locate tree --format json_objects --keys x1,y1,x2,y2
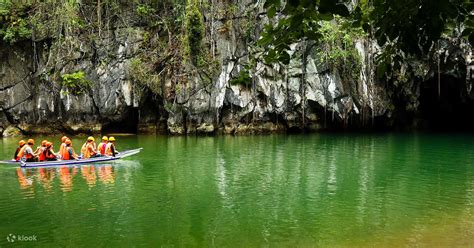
[{"x1": 259, "y1": 0, "x2": 473, "y2": 64}]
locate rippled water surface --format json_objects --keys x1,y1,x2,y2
[{"x1": 1, "y1": 134, "x2": 474, "y2": 247}]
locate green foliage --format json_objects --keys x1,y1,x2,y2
[
  {"x1": 261, "y1": 0, "x2": 473, "y2": 64},
  {"x1": 259, "y1": 0, "x2": 351, "y2": 65},
  {"x1": 316, "y1": 19, "x2": 364, "y2": 80},
  {"x1": 61, "y1": 71, "x2": 92, "y2": 96},
  {"x1": 230, "y1": 70, "x2": 252, "y2": 88},
  {"x1": 0, "y1": 1, "x2": 32, "y2": 43},
  {"x1": 129, "y1": 58, "x2": 162, "y2": 95},
  {"x1": 136, "y1": 4, "x2": 155, "y2": 17},
  {"x1": 354, "y1": 0, "x2": 474, "y2": 54},
  {"x1": 185, "y1": 0, "x2": 205, "y2": 66}
]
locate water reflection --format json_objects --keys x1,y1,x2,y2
[
  {"x1": 81, "y1": 165, "x2": 97, "y2": 187},
  {"x1": 15, "y1": 163, "x2": 128, "y2": 193}
]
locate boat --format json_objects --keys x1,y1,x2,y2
[{"x1": 0, "y1": 148, "x2": 143, "y2": 167}]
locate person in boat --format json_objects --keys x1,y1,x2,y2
[
  {"x1": 16, "y1": 139, "x2": 36, "y2": 162},
  {"x1": 58, "y1": 136, "x2": 68, "y2": 159},
  {"x1": 35, "y1": 140, "x2": 48, "y2": 162},
  {"x1": 105, "y1": 136, "x2": 117, "y2": 157},
  {"x1": 98, "y1": 136, "x2": 108, "y2": 156},
  {"x1": 43, "y1": 142, "x2": 57, "y2": 161},
  {"x1": 13, "y1": 140, "x2": 26, "y2": 160},
  {"x1": 61, "y1": 139, "x2": 78, "y2": 160},
  {"x1": 81, "y1": 136, "x2": 98, "y2": 159}
]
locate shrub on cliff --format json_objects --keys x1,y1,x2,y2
[
  {"x1": 61, "y1": 71, "x2": 92, "y2": 96},
  {"x1": 185, "y1": 0, "x2": 205, "y2": 67}
]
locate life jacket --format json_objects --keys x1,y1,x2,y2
[
  {"x1": 38, "y1": 147, "x2": 46, "y2": 162},
  {"x1": 105, "y1": 143, "x2": 115, "y2": 156},
  {"x1": 58, "y1": 143, "x2": 66, "y2": 158},
  {"x1": 98, "y1": 142, "x2": 107, "y2": 155},
  {"x1": 14, "y1": 146, "x2": 23, "y2": 160},
  {"x1": 81, "y1": 142, "x2": 88, "y2": 156},
  {"x1": 62, "y1": 147, "x2": 71, "y2": 160},
  {"x1": 16, "y1": 145, "x2": 33, "y2": 161},
  {"x1": 82, "y1": 143, "x2": 97, "y2": 158},
  {"x1": 44, "y1": 147, "x2": 56, "y2": 160}
]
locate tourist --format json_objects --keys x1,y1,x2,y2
[
  {"x1": 43, "y1": 142, "x2": 57, "y2": 161},
  {"x1": 13, "y1": 140, "x2": 26, "y2": 160},
  {"x1": 98, "y1": 136, "x2": 108, "y2": 156},
  {"x1": 58, "y1": 136, "x2": 68, "y2": 159},
  {"x1": 36, "y1": 140, "x2": 48, "y2": 162},
  {"x1": 81, "y1": 136, "x2": 98, "y2": 159},
  {"x1": 61, "y1": 139, "x2": 78, "y2": 160},
  {"x1": 105, "y1": 137, "x2": 117, "y2": 157},
  {"x1": 16, "y1": 139, "x2": 36, "y2": 162}
]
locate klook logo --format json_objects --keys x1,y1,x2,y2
[{"x1": 6, "y1": 233, "x2": 37, "y2": 242}]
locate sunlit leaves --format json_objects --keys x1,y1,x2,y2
[{"x1": 259, "y1": 0, "x2": 351, "y2": 64}]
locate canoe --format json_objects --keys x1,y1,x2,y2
[{"x1": 0, "y1": 148, "x2": 143, "y2": 167}]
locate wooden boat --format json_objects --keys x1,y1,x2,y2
[{"x1": 0, "y1": 148, "x2": 142, "y2": 167}]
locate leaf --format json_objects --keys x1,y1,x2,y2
[
  {"x1": 268, "y1": 6, "x2": 276, "y2": 18},
  {"x1": 279, "y1": 51, "x2": 291, "y2": 65},
  {"x1": 376, "y1": 62, "x2": 387, "y2": 79}
]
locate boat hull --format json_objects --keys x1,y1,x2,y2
[{"x1": 0, "y1": 148, "x2": 142, "y2": 167}]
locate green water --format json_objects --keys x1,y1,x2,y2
[{"x1": 0, "y1": 134, "x2": 474, "y2": 247}]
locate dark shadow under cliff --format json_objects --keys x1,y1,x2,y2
[{"x1": 418, "y1": 75, "x2": 474, "y2": 131}]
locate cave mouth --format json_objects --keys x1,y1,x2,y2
[
  {"x1": 418, "y1": 75, "x2": 474, "y2": 131},
  {"x1": 101, "y1": 107, "x2": 139, "y2": 134}
]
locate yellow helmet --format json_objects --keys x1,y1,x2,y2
[
  {"x1": 109, "y1": 137, "x2": 116, "y2": 142},
  {"x1": 102, "y1": 136, "x2": 108, "y2": 141},
  {"x1": 87, "y1": 136, "x2": 95, "y2": 142}
]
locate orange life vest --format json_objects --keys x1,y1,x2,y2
[
  {"x1": 16, "y1": 145, "x2": 33, "y2": 161},
  {"x1": 105, "y1": 143, "x2": 115, "y2": 156},
  {"x1": 81, "y1": 143, "x2": 87, "y2": 156},
  {"x1": 38, "y1": 147, "x2": 46, "y2": 161},
  {"x1": 14, "y1": 146, "x2": 23, "y2": 160},
  {"x1": 43, "y1": 147, "x2": 56, "y2": 160},
  {"x1": 82, "y1": 143, "x2": 97, "y2": 158},
  {"x1": 58, "y1": 143, "x2": 66, "y2": 158},
  {"x1": 62, "y1": 147, "x2": 71, "y2": 160},
  {"x1": 98, "y1": 142, "x2": 107, "y2": 155}
]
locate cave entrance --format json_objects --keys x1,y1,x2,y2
[
  {"x1": 418, "y1": 75, "x2": 474, "y2": 131},
  {"x1": 102, "y1": 107, "x2": 139, "y2": 134}
]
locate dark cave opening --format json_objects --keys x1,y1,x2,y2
[
  {"x1": 418, "y1": 75, "x2": 474, "y2": 131},
  {"x1": 101, "y1": 107, "x2": 139, "y2": 134}
]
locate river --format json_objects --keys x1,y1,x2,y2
[{"x1": 0, "y1": 134, "x2": 473, "y2": 247}]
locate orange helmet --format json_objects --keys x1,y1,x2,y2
[
  {"x1": 61, "y1": 136, "x2": 68, "y2": 142},
  {"x1": 27, "y1": 139, "x2": 35, "y2": 145},
  {"x1": 19, "y1": 140, "x2": 26, "y2": 146},
  {"x1": 65, "y1": 139, "x2": 72, "y2": 145},
  {"x1": 41, "y1": 140, "x2": 47, "y2": 146}
]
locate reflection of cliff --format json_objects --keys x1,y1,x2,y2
[{"x1": 16, "y1": 165, "x2": 117, "y2": 192}]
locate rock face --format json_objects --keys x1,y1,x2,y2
[
  {"x1": 0, "y1": 2, "x2": 471, "y2": 136},
  {"x1": 0, "y1": 27, "x2": 146, "y2": 136}
]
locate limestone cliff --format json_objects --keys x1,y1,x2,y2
[{"x1": 0, "y1": 1, "x2": 472, "y2": 136}]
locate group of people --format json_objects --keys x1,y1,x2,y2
[{"x1": 14, "y1": 136, "x2": 117, "y2": 162}]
